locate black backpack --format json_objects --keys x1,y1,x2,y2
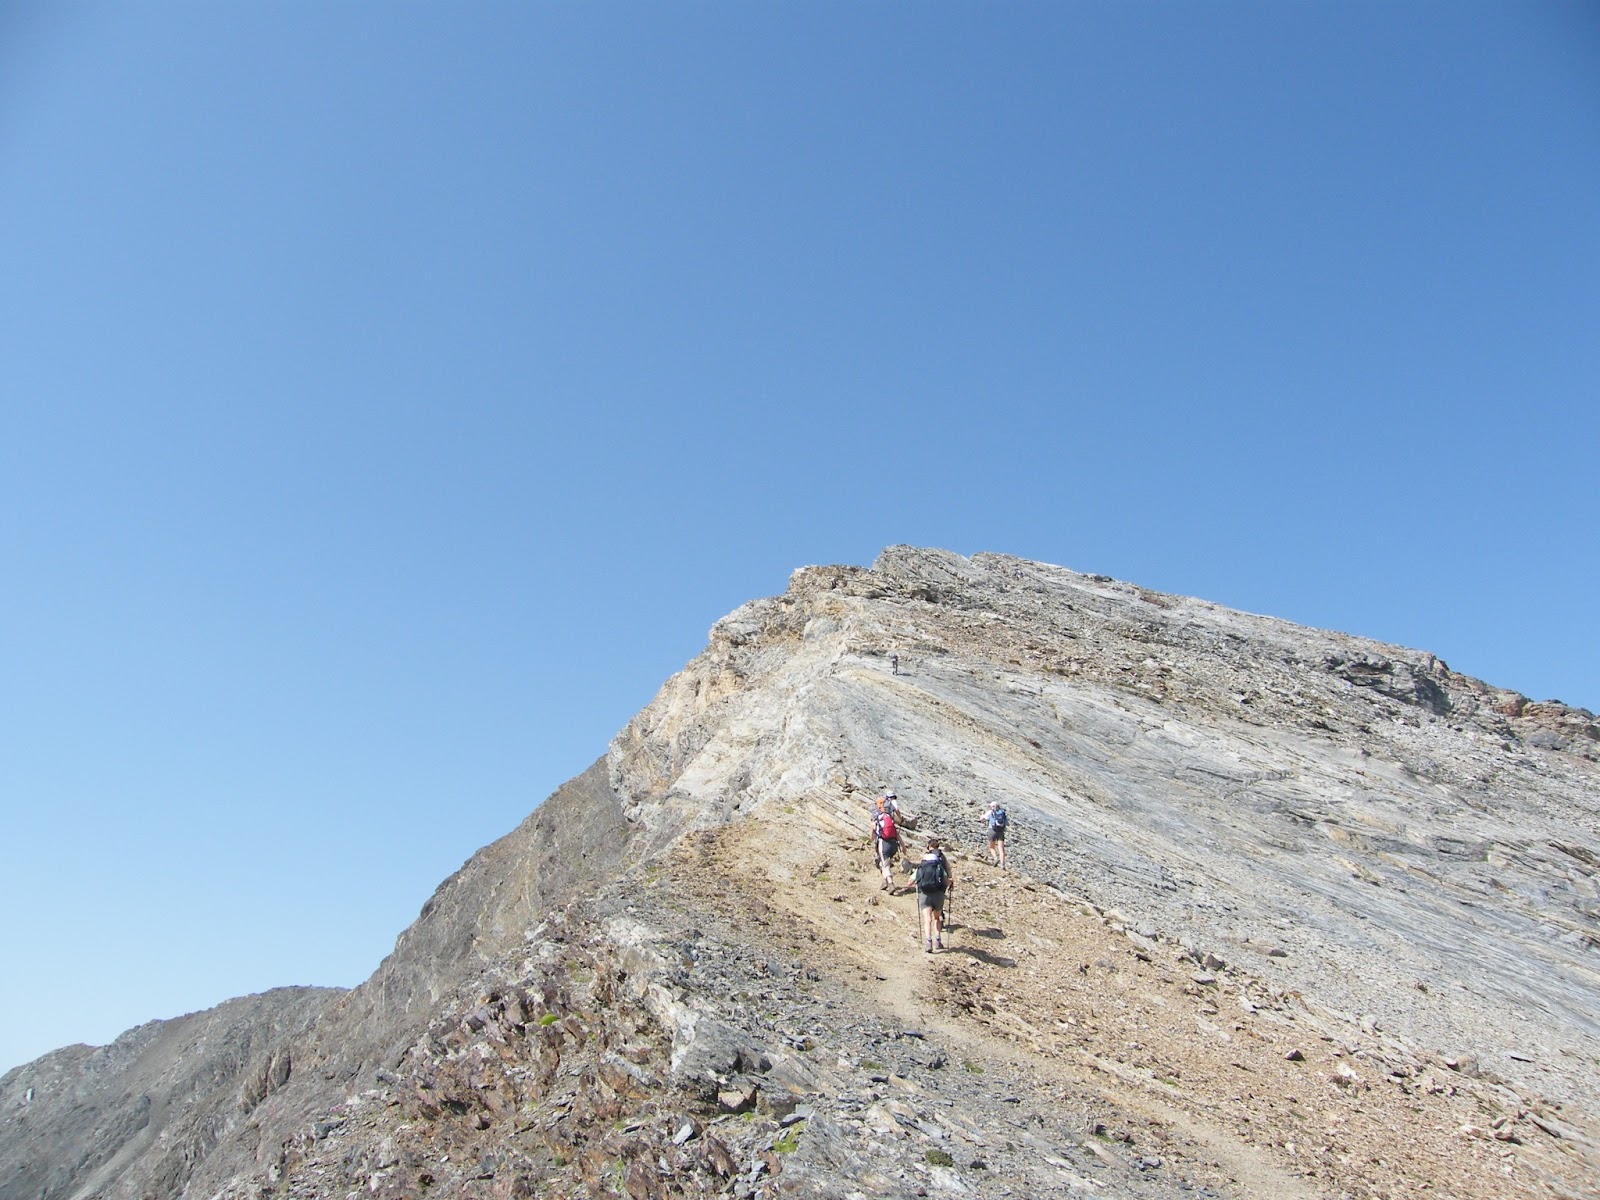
[{"x1": 915, "y1": 854, "x2": 948, "y2": 892}]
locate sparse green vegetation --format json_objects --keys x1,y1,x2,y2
[
  {"x1": 963, "y1": 1061, "x2": 984, "y2": 1074},
  {"x1": 538, "y1": 1012, "x2": 560, "y2": 1027},
  {"x1": 926, "y1": 1149, "x2": 954, "y2": 1167},
  {"x1": 774, "y1": 1127, "x2": 801, "y2": 1154}
]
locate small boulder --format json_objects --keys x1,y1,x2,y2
[{"x1": 717, "y1": 1084, "x2": 758, "y2": 1114}]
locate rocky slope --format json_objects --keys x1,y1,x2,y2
[
  {"x1": 0, "y1": 988, "x2": 334, "y2": 1200},
  {"x1": 3, "y1": 546, "x2": 1597, "y2": 1200}
]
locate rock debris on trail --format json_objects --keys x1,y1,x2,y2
[{"x1": 3, "y1": 546, "x2": 1598, "y2": 1200}]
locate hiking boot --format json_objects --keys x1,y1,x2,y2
[
  {"x1": 925, "y1": 941, "x2": 933, "y2": 954},
  {"x1": 936, "y1": 939, "x2": 945, "y2": 950}
]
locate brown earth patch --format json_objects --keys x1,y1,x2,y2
[{"x1": 660, "y1": 801, "x2": 1597, "y2": 1200}]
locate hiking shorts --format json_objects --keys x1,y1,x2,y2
[
  {"x1": 917, "y1": 888, "x2": 946, "y2": 912},
  {"x1": 989, "y1": 826, "x2": 1006, "y2": 842},
  {"x1": 879, "y1": 837, "x2": 899, "y2": 862}
]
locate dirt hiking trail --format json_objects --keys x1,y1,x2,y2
[{"x1": 659, "y1": 792, "x2": 1596, "y2": 1200}]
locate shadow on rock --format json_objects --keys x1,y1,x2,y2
[{"x1": 948, "y1": 946, "x2": 1017, "y2": 968}]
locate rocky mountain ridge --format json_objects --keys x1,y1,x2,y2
[{"x1": 4, "y1": 546, "x2": 1597, "y2": 1199}]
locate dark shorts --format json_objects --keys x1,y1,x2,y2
[
  {"x1": 917, "y1": 888, "x2": 946, "y2": 911},
  {"x1": 989, "y1": 826, "x2": 1006, "y2": 842},
  {"x1": 879, "y1": 838, "x2": 899, "y2": 861}
]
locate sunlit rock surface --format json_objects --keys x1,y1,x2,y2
[{"x1": 4, "y1": 547, "x2": 1596, "y2": 1199}]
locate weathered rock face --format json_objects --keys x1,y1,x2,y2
[
  {"x1": 614, "y1": 548, "x2": 1600, "y2": 1091},
  {"x1": 0, "y1": 988, "x2": 334, "y2": 1200},
  {"x1": 4, "y1": 546, "x2": 1598, "y2": 1200}
]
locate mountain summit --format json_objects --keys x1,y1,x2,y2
[{"x1": 4, "y1": 547, "x2": 1597, "y2": 1199}]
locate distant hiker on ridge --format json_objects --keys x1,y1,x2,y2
[
  {"x1": 985, "y1": 801, "x2": 1009, "y2": 868},
  {"x1": 872, "y1": 798, "x2": 901, "y2": 891},
  {"x1": 914, "y1": 838, "x2": 954, "y2": 952}
]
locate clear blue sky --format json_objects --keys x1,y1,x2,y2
[{"x1": 2, "y1": 2, "x2": 1595, "y2": 1074}]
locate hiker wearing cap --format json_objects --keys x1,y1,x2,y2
[
  {"x1": 875, "y1": 789, "x2": 902, "y2": 831},
  {"x1": 872, "y1": 798, "x2": 901, "y2": 891},
  {"x1": 914, "y1": 838, "x2": 954, "y2": 952},
  {"x1": 985, "y1": 802, "x2": 1009, "y2": 868}
]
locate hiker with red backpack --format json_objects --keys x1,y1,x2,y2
[{"x1": 872, "y1": 798, "x2": 900, "y2": 890}]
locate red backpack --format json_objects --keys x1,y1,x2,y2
[{"x1": 876, "y1": 812, "x2": 897, "y2": 842}]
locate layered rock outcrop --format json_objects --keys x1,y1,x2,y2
[
  {"x1": 0, "y1": 988, "x2": 334, "y2": 1200},
  {"x1": 4, "y1": 547, "x2": 1597, "y2": 1200}
]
